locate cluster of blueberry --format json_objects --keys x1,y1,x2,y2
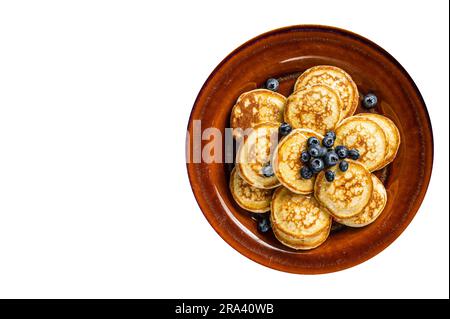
[{"x1": 300, "y1": 132, "x2": 360, "y2": 182}]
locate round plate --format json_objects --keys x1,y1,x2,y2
[{"x1": 186, "y1": 25, "x2": 433, "y2": 274}]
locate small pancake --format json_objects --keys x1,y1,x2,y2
[
  {"x1": 314, "y1": 160, "x2": 373, "y2": 219},
  {"x1": 271, "y1": 187, "x2": 332, "y2": 250},
  {"x1": 229, "y1": 167, "x2": 274, "y2": 213},
  {"x1": 335, "y1": 174, "x2": 387, "y2": 227},
  {"x1": 272, "y1": 223, "x2": 331, "y2": 250},
  {"x1": 271, "y1": 187, "x2": 332, "y2": 237},
  {"x1": 236, "y1": 122, "x2": 280, "y2": 189},
  {"x1": 230, "y1": 89, "x2": 286, "y2": 139},
  {"x1": 354, "y1": 113, "x2": 401, "y2": 170},
  {"x1": 284, "y1": 85, "x2": 342, "y2": 135},
  {"x1": 335, "y1": 116, "x2": 388, "y2": 172},
  {"x1": 273, "y1": 129, "x2": 324, "y2": 194},
  {"x1": 294, "y1": 65, "x2": 359, "y2": 121}
]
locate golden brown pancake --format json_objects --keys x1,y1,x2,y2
[
  {"x1": 354, "y1": 113, "x2": 401, "y2": 170},
  {"x1": 314, "y1": 160, "x2": 373, "y2": 219},
  {"x1": 271, "y1": 187, "x2": 332, "y2": 250},
  {"x1": 272, "y1": 223, "x2": 331, "y2": 250},
  {"x1": 294, "y1": 65, "x2": 359, "y2": 121},
  {"x1": 284, "y1": 85, "x2": 342, "y2": 135},
  {"x1": 272, "y1": 129, "x2": 324, "y2": 194},
  {"x1": 236, "y1": 122, "x2": 280, "y2": 189},
  {"x1": 335, "y1": 116, "x2": 388, "y2": 172},
  {"x1": 335, "y1": 174, "x2": 387, "y2": 227},
  {"x1": 230, "y1": 89, "x2": 286, "y2": 139},
  {"x1": 229, "y1": 167, "x2": 273, "y2": 213}
]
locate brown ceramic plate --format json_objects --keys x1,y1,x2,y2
[{"x1": 186, "y1": 25, "x2": 433, "y2": 274}]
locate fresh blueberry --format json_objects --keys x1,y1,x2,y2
[
  {"x1": 307, "y1": 136, "x2": 321, "y2": 147},
  {"x1": 317, "y1": 146, "x2": 328, "y2": 158},
  {"x1": 339, "y1": 160, "x2": 349, "y2": 172},
  {"x1": 324, "y1": 151, "x2": 339, "y2": 167},
  {"x1": 300, "y1": 166, "x2": 313, "y2": 179},
  {"x1": 257, "y1": 215, "x2": 271, "y2": 233},
  {"x1": 363, "y1": 93, "x2": 378, "y2": 109},
  {"x1": 325, "y1": 170, "x2": 335, "y2": 182},
  {"x1": 325, "y1": 131, "x2": 336, "y2": 140},
  {"x1": 348, "y1": 149, "x2": 360, "y2": 160},
  {"x1": 279, "y1": 122, "x2": 292, "y2": 136},
  {"x1": 300, "y1": 151, "x2": 310, "y2": 163},
  {"x1": 309, "y1": 158, "x2": 325, "y2": 173},
  {"x1": 308, "y1": 145, "x2": 321, "y2": 158},
  {"x1": 265, "y1": 78, "x2": 279, "y2": 92},
  {"x1": 322, "y1": 135, "x2": 335, "y2": 148},
  {"x1": 261, "y1": 164, "x2": 274, "y2": 177},
  {"x1": 335, "y1": 145, "x2": 348, "y2": 159}
]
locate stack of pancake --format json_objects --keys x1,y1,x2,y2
[{"x1": 229, "y1": 65, "x2": 400, "y2": 250}]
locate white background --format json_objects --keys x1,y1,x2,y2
[{"x1": 0, "y1": 0, "x2": 448, "y2": 299}]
